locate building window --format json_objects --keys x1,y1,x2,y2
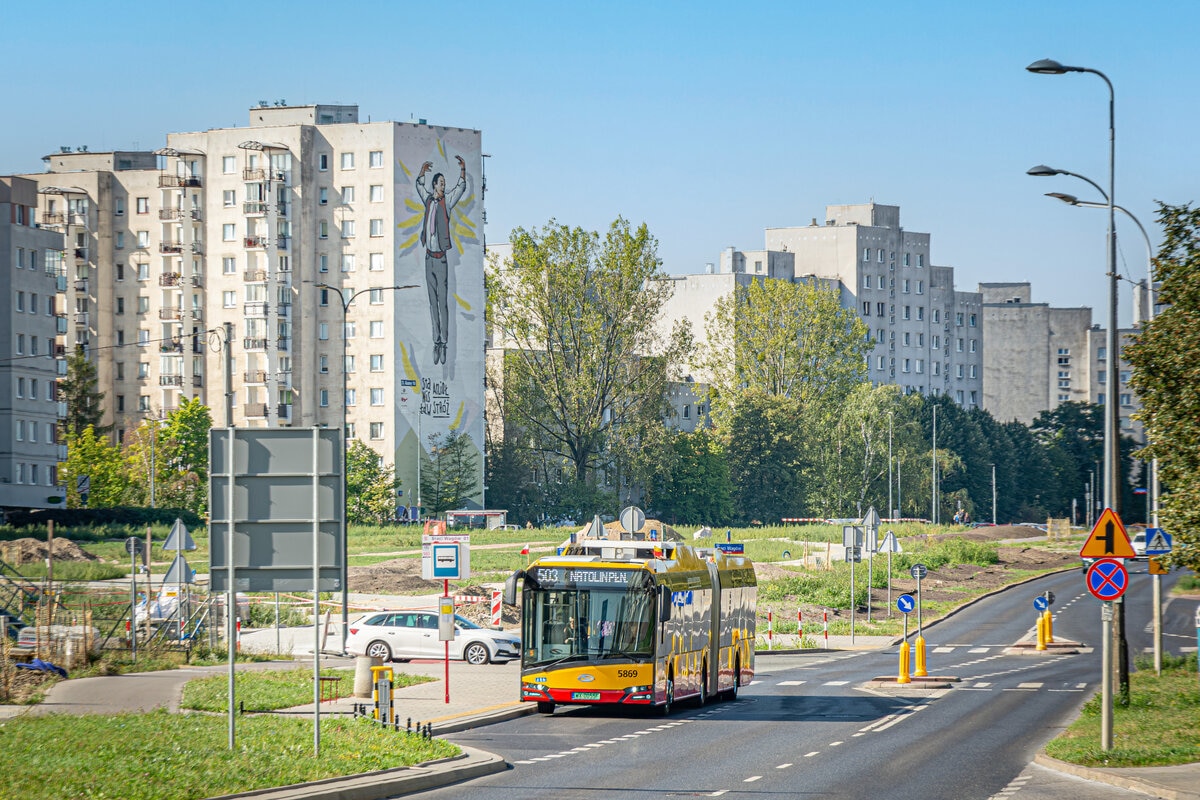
[
  {"x1": 139, "y1": 396, "x2": 150, "y2": 411},
  {"x1": 16, "y1": 378, "x2": 24, "y2": 398},
  {"x1": 369, "y1": 150, "x2": 384, "y2": 168},
  {"x1": 902, "y1": 358, "x2": 911, "y2": 373},
  {"x1": 916, "y1": 306, "x2": 924, "y2": 321},
  {"x1": 877, "y1": 355, "x2": 886, "y2": 370},
  {"x1": 956, "y1": 338, "x2": 964, "y2": 352},
  {"x1": 137, "y1": 296, "x2": 149, "y2": 314},
  {"x1": 341, "y1": 186, "x2": 355, "y2": 204},
  {"x1": 957, "y1": 364, "x2": 965, "y2": 378},
  {"x1": 345, "y1": 354, "x2": 356, "y2": 372},
  {"x1": 319, "y1": 188, "x2": 328, "y2": 205},
  {"x1": 862, "y1": 301, "x2": 871, "y2": 316},
  {"x1": 1120, "y1": 393, "x2": 1132, "y2": 407},
  {"x1": 876, "y1": 328, "x2": 885, "y2": 343},
  {"x1": 1119, "y1": 370, "x2": 1131, "y2": 384},
  {"x1": 1098, "y1": 370, "x2": 1106, "y2": 384},
  {"x1": 369, "y1": 219, "x2": 384, "y2": 237},
  {"x1": 863, "y1": 247, "x2": 871, "y2": 261},
  {"x1": 370, "y1": 320, "x2": 384, "y2": 338},
  {"x1": 969, "y1": 391, "x2": 977, "y2": 405},
  {"x1": 223, "y1": 223, "x2": 236, "y2": 241},
  {"x1": 223, "y1": 291, "x2": 236, "y2": 308},
  {"x1": 903, "y1": 253, "x2": 911, "y2": 267},
  {"x1": 370, "y1": 185, "x2": 384, "y2": 202},
  {"x1": 319, "y1": 389, "x2": 329, "y2": 406},
  {"x1": 877, "y1": 248, "x2": 885, "y2": 263},
  {"x1": 970, "y1": 365, "x2": 977, "y2": 379},
  {"x1": 903, "y1": 306, "x2": 911, "y2": 320},
  {"x1": 969, "y1": 313, "x2": 977, "y2": 327},
  {"x1": 370, "y1": 388, "x2": 384, "y2": 406},
  {"x1": 955, "y1": 312, "x2": 964, "y2": 327},
  {"x1": 137, "y1": 263, "x2": 150, "y2": 281},
  {"x1": 876, "y1": 302, "x2": 885, "y2": 316},
  {"x1": 319, "y1": 254, "x2": 329, "y2": 272},
  {"x1": 902, "y1": 279, "x2": 910, "y2": 293},
  {"x1": 341, "y1": 254, "x2": 356, "y2": 272},
  {"x1": 222, "y1": 156, "x2": 236, "y2": 174},
  {"x1": 138, "y1": 329, "x2": 149, "y2": 345},
  {"x1": 115, "y1": 232, "x2": 125, "y2": 249},
  {"x1": 369, "y1": 252, "x2": 384, "y2": 271},
  {"x1": 319, "y1": 221, "x2": 329, "y2": 239},
  {"x1": 318, "y1": 323, "x2": 329, "y2": 340},
  {"x1": 319, "y1": 355, "x2": 329, "y2": 373},
  {"x1": 916, "y1": 359, "x2": 924, "y2": 374},
  {"x1": 370, "y1": 422, "x2": 384, "y2": 439},
  {"x1": 344, "y1": 322, "x2": 356, "y2": 339},
  {"x1": 969, "y1": 339, "x2": 977, "y2": 353},
  {"x1": 136, "y1": 197, "x2": 149, "y2": 214},
  {"x1": 340, "y1": 152, "x2": 355, "y2": 170},
  {"x1": 918, "y1": 254, "x2": 925, "y2": 267},
  {"x1": 370, "y1": 354, "x2": 384, "y2": 371},
  {"x1": 223, "y1": 190, "x2": 235, "y2": 207},
  {"x1": 916, "y1": 280, "x2": 923, "y2": 294},
  {"x1": 138, "y1": 362, "x2": 149, "y2": 378},
  {"x1": 903, "y1": 332, "x2": 911, "y2": 346},
  {"x1": 345, "y1": 388, "x2": 357, "y2": 406},
  {"x1": 933, "y1": 362, "x2": 940, "y2": 376},
  {"x1": 318, "y1": 153, "x2": 329, "y2": 171},
  {"x1": 341, "y1": 220, "x2": 355, "y2": 238},
  {"x1": 1058, "y1": 379, "x2": 1071, "y2": 388}
]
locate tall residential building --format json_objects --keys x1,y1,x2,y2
[
  {"x1": 658, "y1": 203, "x2": 983, "y2": 407},
  {"x1": 981, "y1": 282, "x2": 1143, "y2": 441},
  {"x1": 24, "y1": 104, "x2": 487, "y2": 510},
  {"x1": 1, "y1": 176, "x2": 66, "y2": 513}
]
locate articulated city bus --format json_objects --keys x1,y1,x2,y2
[{"x1": 503, "y1": 532, "x2": 756, "y2": 715}]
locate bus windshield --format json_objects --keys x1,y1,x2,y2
[{"x1": 523, "y1": 586, "x2": 655, "y2": 667}]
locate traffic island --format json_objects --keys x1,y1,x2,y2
[
  {"x1": 1004, "y1": 638, "x2": 1085, "y2": 655},
  {"x1": 864, "y1": 675, "x2": 958, "y2": 690}
]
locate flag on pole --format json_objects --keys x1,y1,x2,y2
[{"x1": 520, "y1": 543, "x2": 530, "y2": 555}]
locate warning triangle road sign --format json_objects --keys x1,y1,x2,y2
[{"x1": 1080, "y1": 508, "x2": 1136, "y2": 559}]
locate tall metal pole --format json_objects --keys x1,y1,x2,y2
[
  {"x1": 888, "y1": 413, "x2": 894, "y2": 519},
  {"x1": 931, "y1": 406, "x2": 937, "y2": 524}
]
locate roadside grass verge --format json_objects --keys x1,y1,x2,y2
[
  {"x1": 1045, "y1": 653, "x2": 1200, "y2": 767},
  {"x1": 0, "y1": 710, "x2": 459, "y2": 800},
  {"x1": 181, "y1": 667, "x2": 434, "y2": 712}
]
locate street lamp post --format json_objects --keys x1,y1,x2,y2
[
  {"x1": 1027, "y1": 56, "x2": 1120, "y2": 752},
  {"x1": 316, "y1": 282, "x2": 417, "y2": 654}
]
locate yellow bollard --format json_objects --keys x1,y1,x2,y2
[
  {"x1": 1044, "y1": 610, "x2": 1054, "y2": 643},
  {"x1": 897, "y1": 640, "x2": 911, "y2": 683},
  {"x1": 1035, "y1": 614, "x2": 1047, "y2": 651},
  {"x1": 914, "y1": 635, "x2": 927, "y2": 677}
]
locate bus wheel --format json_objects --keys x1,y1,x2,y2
[
  {"x1": 536, "y1": 701, "x2": 555, "y2": 714},
  {"x1": 725, "y1": 657, "x2": 740, "y2": 701},
  {"x1": 660, "y1": 673, "x2": 674, "y2": 717},
  {"x1": 698, "y1": 662, "x2": 709, "y2": 706}
]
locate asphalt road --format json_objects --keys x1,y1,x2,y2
[{"x1": 403, "y1": 566, "x2": 1196, "y2": 800}]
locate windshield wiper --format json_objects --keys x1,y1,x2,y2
[{"x1": 538, "y1": 652, "x2": 589, "y2": 670}]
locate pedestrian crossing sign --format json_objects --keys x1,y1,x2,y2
[
  {"x1": 1144, "y1": 528, "x2": 1172, "y2": 555},
  {"x1": 1079, "y1": 508, "x2": 1136, "y2": 559}
]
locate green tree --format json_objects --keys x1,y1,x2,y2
[
  {"x1": 647, "y1": 428, "x2": 734, "y2": 526},
  {"x1": 487, "y1": 218, "x2": 691, "y2": 490},
  {"x1": 121, "y1": 400, "x2": 213, "y2": 514},
  {"x1": 1125, "y1": 202, "x2": 1200, "y2": 570},
  {"x1": 421, "y1": 430, "x2": 480, "y2": 515},
  {"x1": 60, "y1": 425, "x2": 126, "y2": 507},
  {"x1": 345, "y1": 440, "x2": 401, "y2": 524},
  {"x1": 723, "y1": 389, "x2": 804, "y2": 524},
  {"x1": 59, "y1": 346, "x2": 110, "y2": 438}
]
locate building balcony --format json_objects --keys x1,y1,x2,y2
[
  {"x1": 56, "y1": 316, "x2": 69, "y2": 334},
  {"x1": 158, "y1": 175, "x2": 202, "y2": 188},
  {"x1": 243, "y1": 403, "x2": 269, "y2": 418},
  {"x1": 56, "y1": 360, "x2": 68, "y2": 376},
  {"x1": 159, "y1": 308, "x2": 183, "y2": 321},
  {"x1": 192, "y1": 375, "x2": 203, "y2": 387},
  {"x1": 242, "y1": 168, "x2": 266, "y2": 181},
  {"x1": 243, "y1": 202, "x2": 268, "y2": 216},
  {"x1": 42, "y1": 211, "x2": 65, "y2": 225},
  {"x1": 243, "y1": 337, "x2": 268, "y2": 350},
  {"x1": 243, "y1": 302, "x2": 268, "y2": 317},
  {"x1": 54, "y1": 343, "x2": 66, "y2": 357},
  {"x1": 191, "y1": 309, "x2": 203, "y2": 322},
  {"x1": 243, "y1": 270, "x2": 267, "y2": 282},
  {"x1": 74, "y1": 248, "x2": 88, "y2": 260},
  {"x1": 244, "y1": 370, "x2": 268, "y2": 384},
  {"x1": 159, "y1": 375, "x2": 183, "y2": 387},
  {"x1": 244, "y1": 236, "x2": 266, "y2": 249},
  {"x1": 190, "y1": 275, "x2": 204, "y2": 288},
  {"x1": 73, "y1": 311, "x2": 88, "y2": 327},
  {"x1": 74, "y1": 278, "x2": 89, "y2": 293},
  {"x1": 158, "y1": 208, "x2": 186, "y2": 220},
  {"x1": 159, "y1": 272, "x2": 182, "y2": 287},
  {"x1": 276, "y1": 338, "x2": 290, "y2": 352},
  {"x1": 160, "y1": 340, "x2": 183, "y2": 353},
  {"x1": 190, "y1": 242, "x2": 203, "y2": 255},
  {"x1": 276, "y1": 271, "x2": 292, "y2": 284},
  {"x1": 276, "y1": 202, "x2": 290, "y2": 217},
  {"x1": 56, "y1": 274, "x2": 68, "y2": 292},
  {"x1": 277, "y1": 404, "x2": 292, "y2": 421},
  {"x1": 275, "y1": 236, "x2": 290, "y2": 251},
  {"x1": 160, "y1": 242, "x2": 184, "y2": 254}
]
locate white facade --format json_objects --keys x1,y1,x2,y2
[
  {"x1": 0, "y1": 176, "x2": 66, "y2": 511},
  {"x1": 25, "y1": 104, "x2": 487, "y2": 510}
]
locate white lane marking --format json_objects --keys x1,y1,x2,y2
[
  {"x1": 804, "y1": 751, "x2": 820, "y2": 757},
  {"x1": 969, "y1": 647, "x2": 989, "y2": 653},
  {"x1": 777, "y1": 763, "x2": 793, "y2": 769},
  {"x1": 824, "y1": 680, "x2": 849, "y2": 686},
  {"x1": 830, "y1": 741, "x2": 844, "y2": 746},
  {"x1": 514, "y1": 760, "x2": 535, "y2": 764},
  {"x1": 710, "y1": 791, "x2": 728, "y2": 797},
  {"x1": 932, "y1": 646, "x2": 955, "y2": 653},
  {"x1": 974, "y1": 682, "x2": 992, "y2": 688},
  {"x1": 583, "y1": 743, "x2": 604, "y2": 748},
  {"x1": 744, "y1": 776, "x2": 762, "y2": 782},
  {"x1": 779, "y1": 680, "x2": 806, "y2": 686}
]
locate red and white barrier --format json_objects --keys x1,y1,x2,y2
[
  {"x1": 823, "y1": 609, "x2": 829, "y2": 649},
  {"x1": 491, "y1": 590, "x2": 502, "y2": 627}
]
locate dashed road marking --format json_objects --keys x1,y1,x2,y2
[
  {"x1": 777, "y1": 763, "x2": 792, "y2": 769},
  {"x1": 824, "y1": 680, "x2": 849, "y2": 686},
  {"x1": 804, "y1": 751, "x2": 820, "y2": 757},
  {"x1": 779, "y1": 680, "x2": 806, "y2": 686}
]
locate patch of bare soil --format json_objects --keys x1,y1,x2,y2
[
  {"x1": 0, "y1": 538, "x2": 98, "y2": 566},
  {"x1": 348, "y1": 558, "x2": 435, "y2": 595}
]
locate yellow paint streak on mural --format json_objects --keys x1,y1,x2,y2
[
  {"x1": 454, "y1": 294, "x2": 471, "y2": 311},
  {"x1": 453, "y1": 221, "x2": 475, "y2": 241},
  {"x1": 437, "y1": 140, "x2": 446, "y2": 159},
  {"x1": 398, "y1": 215, "x2": 422, "y2": 231},
  {"x1": 398, "y1": 231, "x2": 421, "y2": 251},
  {"x1": 404, "y1": 198, "x2": 424, "y2": 213},
  {"x1": 399, "y1": 342, "x2": 420, "y2": 382},
  {"x1": 451, "y1": 401, "x2": 465, "y2": 431},
  {"x1": 398, "y1": 160, "x2": 412, "y2": 179},
  {"x1": 454, "y1": 207, "x2": 477, "y2": 232}
]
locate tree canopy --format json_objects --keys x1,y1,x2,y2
[{"x1": 59, "y1": 346, "x2": 109, "y2": 438}]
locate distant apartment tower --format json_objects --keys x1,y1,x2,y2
[
  {"x1": 25, "y1": 104, "x2": 487, "y2": 508},
  {"x1": 0, "y1": 176, "x2": 66, "y2": 512},
  {"x1": 981, "y1": 282, "x2": 1143, "y2": 441}
]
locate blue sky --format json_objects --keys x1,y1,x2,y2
[{"x1": 4, "y1": 0, "x2": 1194, "y2": 327}]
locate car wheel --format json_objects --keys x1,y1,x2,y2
[
  {"x1": 365, "y1": 640, "x2": 393, "y2": 661},
  {"x1": 464, "y1": 642, "x2": 491, "y2": 665}
]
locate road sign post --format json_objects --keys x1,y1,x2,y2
[
  {"x1": 1145, "y1": 528, "x2": 1172, "y2": 677},
  {"x1": 896, "y1": 593, "x2": 915, "y2": 684},
  {"x1": 879, "y1": 530, "x2": 901, "y2": 617}
]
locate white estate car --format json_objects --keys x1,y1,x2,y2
[{"x1": 346, "y1": 611, "x2": 520, "y2": 665}]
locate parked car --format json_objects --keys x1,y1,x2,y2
[
  {"x1": 1130, "y1": 531, "x2": 1147, "y2": 559},
  {"x1": 346, "y1": 611, "x2": 520, "y2": 665}
]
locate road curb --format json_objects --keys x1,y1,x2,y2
[
  {"x1": 1034, "y1": 753, "x2": 1200, "y2": 800},
  {"x1": 209, "y1": 745, "x2": 508, "y2": 800}
]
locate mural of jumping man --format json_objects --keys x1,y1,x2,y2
[{"x1": 416, "y1": 155, "x2": 467, "y2": 364}]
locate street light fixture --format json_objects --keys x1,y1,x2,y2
[
  {"x1": 316, "y1": 282, "x2": 418, "y2": 654},
  {"x1": 1027, "y1": 56, "x2": 1120, "y2": 752}
]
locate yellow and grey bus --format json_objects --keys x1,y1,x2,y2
[{"x1": 503, "y1": 533, "x2": 756, "y2": 714}]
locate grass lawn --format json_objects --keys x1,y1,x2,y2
[
  {"x1": 0, "y1": 710, "x2": 458, "y2": 800},
  {"x1": 181, "y1": 667, "x2": 434, "y2": 712},
  {"x1": 1044, "y1": 655, "x2": 1200, "y2": 767}
]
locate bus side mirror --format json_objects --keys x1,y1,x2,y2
[
  {"x1": 503, "y1": 570, "x2": 523, "y2": 606},
  {"x1": 658, "y1": 588, "x2": 673, "y2": 623}
]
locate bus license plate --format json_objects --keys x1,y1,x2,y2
[{"x1": 571, "y1": 691, "x2": 601, "y2": 700}]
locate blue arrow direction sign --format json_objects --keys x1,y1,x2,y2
[
  {"x1": 1086, "y1": 558, "x2": 1129, "y2": 601},
  {"x1": 896, "y1": 594, "x2": 916, "y2": 614},
  {"x1": 1144, "y1": 528, "x2": 1172, "y2": 556},
  {"x1": 1033, "y1": 596, "x2": 1049, "y2": 612}
]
